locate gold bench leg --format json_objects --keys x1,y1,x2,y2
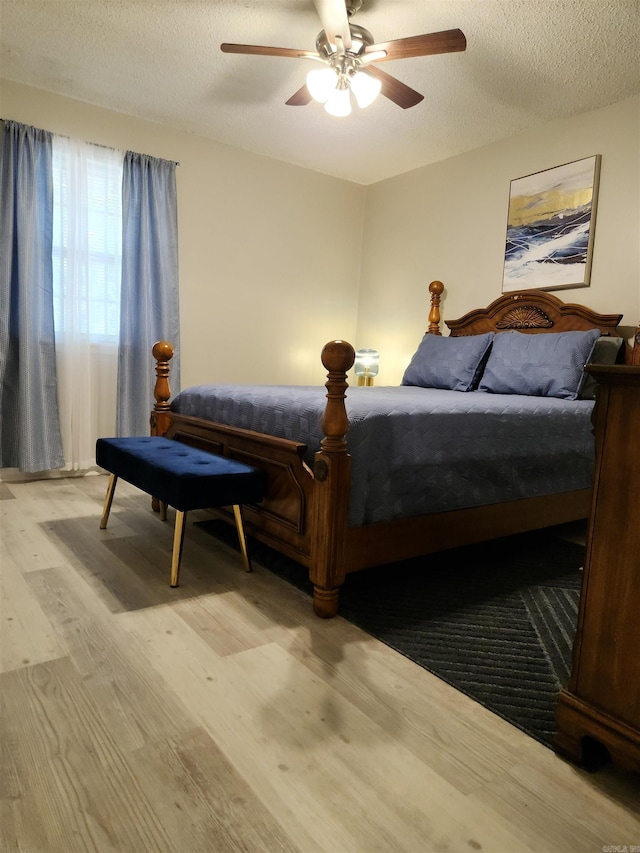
[
  {"x1": 100, "y1": 480, "x2": 252, "y2": 585},
  {"x1": 232, "y1": 505, "x2": 252, "y2": 573},
  {"x1": 99, "y1": 474, "x2": 118, "y2": 529},
  {"x1": 170, "y1": 510, "x2": 187, "y2": 587}
]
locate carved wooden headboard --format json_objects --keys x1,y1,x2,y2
[{"x1": 445, "y1": 290, "x2": 623, "y2": 337}]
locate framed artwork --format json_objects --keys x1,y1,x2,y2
[{"x1": 502, "y1": 155, "x2": 601, "y2": 292}]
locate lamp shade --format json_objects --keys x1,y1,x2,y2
[
  {"x1": 325, "y1": 84, "x2": 352, "y2": 117},
  {"x1": 354, "y1": 348, "x2": 380, "y2": 378},
  {"x1": 350, "y1": 71, "x2": 382, "y2": 109},
  {"x1": 306, "y1": 67, "x2": 337, "y2": 103}
]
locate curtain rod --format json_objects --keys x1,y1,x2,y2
[{"x1": 0, "y1": 118, "x2": 180, "y2": 166}]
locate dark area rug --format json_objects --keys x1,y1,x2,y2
[{"x1": 195, "y1": 519, "x2": 584, "y2": 748}]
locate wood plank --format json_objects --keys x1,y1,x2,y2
[
  {"x1": 472, "y1": 759, "x2": 640, "y2": 849},
  {"x1": 1, "y1": 497, "x2": 70, "y2": 572},
  {"x1": 1, "y1": 658, "x2": 174, "y2": 852},
  {"x1": 0, "y1": 550, "x2": 68, "y2": 673},
  {"x1": 0, "y1": 481, "x2": 16, "y2": 500},
  {"x1": 43, "y1": 515, "x2": 174, "y2": 613},
  {"x1": 126, "y1": 727, "x2": 298, "y2": 852},
  {"x1": 23, "y1": 565, "x2": 198, "y2": 753}
]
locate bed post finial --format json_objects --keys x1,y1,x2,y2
[
  {"x1": 151, "y1": 340, "x2": 174, "y2": 436},
  {"x1": 427, "y1": 280, "x2": 444, "y2": 336},
  {"x1": 319, "y1": 340, "x2": 356, "y2": 453}
]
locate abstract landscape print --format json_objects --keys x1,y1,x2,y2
[{"x1": 502, "y1": 155, "x2": 601, "y2": 292}]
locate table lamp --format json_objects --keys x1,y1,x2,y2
[{"x1": 354, "y1": 349, "x2": 380, "y2": 386}]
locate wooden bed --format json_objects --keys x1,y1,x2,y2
[{"x1": 150, "y1": 284, "x2": 637, "y2": 618}]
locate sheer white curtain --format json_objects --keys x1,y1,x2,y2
[{"x1": 52, "y1": 136, "x2": 124, "y2": 471}]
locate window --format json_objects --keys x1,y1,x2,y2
[
  {"x1": 50, "y1": 136, "x2": 124, "y2": 470},
  {"x1": 52, "y1": 137, "x2": 124, "y2": 342}
]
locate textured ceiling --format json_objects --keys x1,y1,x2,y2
[{"x1": 1, "y1": 0, "x2": 639, "y2": 184}]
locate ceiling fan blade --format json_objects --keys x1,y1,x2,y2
[
  {"x1": 313, "y1": 0, "x2": 352, "y2": 50},
  {"x1": 365, "y1": 66, "x2": 424, "y2": 109},
  {"x1": 366, "y1": 28, "x2": 466, "y2": 62},
  {"x1": 221, "y1": 43, "x2": 318, "y2": 59},
  {"x1": 286, "y1": 85, "x2": 313, "y2": 106}
]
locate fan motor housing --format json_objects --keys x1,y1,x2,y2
[{"x1": 316, "y1": 24, "x2": 375, "y2": 58}]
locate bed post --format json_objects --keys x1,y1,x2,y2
[
  {"x1": 151, "y1": 340, "x2": 174, "y2": 437},
  {"x1": 427, "y1": 280, "x2": 444, "y2": 335},
  {"x1": 309, "y1": 340, "x2": 356, "y2": 618}
]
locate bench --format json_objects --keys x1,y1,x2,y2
[{"x1": 96, "y1": 436, "x2": 265, "y2": 587}]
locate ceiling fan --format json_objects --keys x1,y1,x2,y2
[{"x1": 220, "y1": 0, "x2": 466, "y2": 117}]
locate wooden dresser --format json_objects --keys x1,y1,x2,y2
[{"x1": 555, "y1": 364, "x2": 640, "y2": 771}]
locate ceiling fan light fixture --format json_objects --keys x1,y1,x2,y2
[
  {"x1": 306, "y1": 66, "x2": 338, "y2": 103},
  {"x1": 324, "y1": 81, "x2": 352, "y2": 117},
  {"x1": 349, "y1": 69, "x2": 381, "y2": 108}
]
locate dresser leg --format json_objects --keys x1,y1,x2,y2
[{"x1": 555, "y1": 690, "x2": 640, "y2": 772}]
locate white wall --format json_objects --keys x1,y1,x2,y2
[
  {"x1": 3, "y1": 80, "x2": 638, "y2": 391},
  {"x1": 358, "y1": 96, "x2": 640, "y2": 384},
  {"x1": 1, "y1": 79, "x2": 365, "y2": 388}
]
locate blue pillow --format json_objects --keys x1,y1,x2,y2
[
  {"x1": 402, "y1": 332, "x2": 495, "y2": 392},
  {"x1": 576, "y1": 336, "x2": 625, "y2": 399},
  {"x1": 477, "y1": 328, "x2": 601, "y2": 399}
]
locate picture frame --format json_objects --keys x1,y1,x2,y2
[{"x1": 502, "y1": 155, "x2": 601, "y2": 293}]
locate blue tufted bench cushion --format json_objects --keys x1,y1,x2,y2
[
  {"x1": 96, "y1": 436, "x2": 265, "y2": 511},
  {"x1": 95, "y1": 436, "x2": 265, "y2": 586}
]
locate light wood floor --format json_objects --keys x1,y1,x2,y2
[{"x1": 1, "y1": 475, "x2": 638, "y2": 853}]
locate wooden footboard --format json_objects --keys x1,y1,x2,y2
[{"x1": 150, "y1": 336, "x2": 357, "y2": 616}]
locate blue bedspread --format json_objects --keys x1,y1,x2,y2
[{"x1": 172, "y1": 384, "x2": 595, "y2": 526}]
